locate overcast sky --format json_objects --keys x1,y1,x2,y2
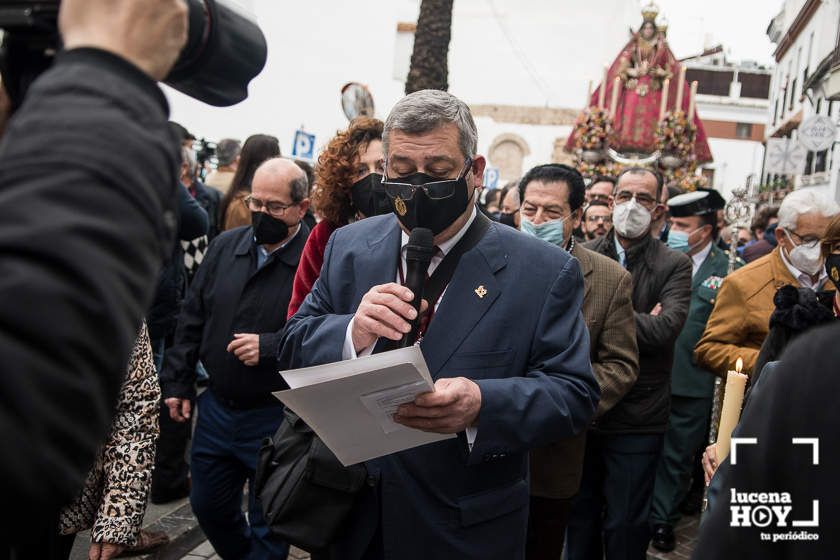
[{"x1": 655, "y1": 0, "x2": 782, "y2": 65}]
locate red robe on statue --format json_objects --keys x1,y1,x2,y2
[{"x1": 565, "y1": 33, "x2": 712, "y2": 163}]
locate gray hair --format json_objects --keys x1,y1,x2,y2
[
  {"x1": 181, "y1": 146, "x2": 198, "y2": 175},
  {"x1": 777, "y1": 188, "x2": 840, "y2": 231},
  {"x1": 216, "y1": 138, "x2": 241, "y2": 167},
  {"x1": 289, "y1": 172, "x2": 309, "y2": 204},
  {"x1": 383, "y1": 89, "x2": 478, "y2": 159}
]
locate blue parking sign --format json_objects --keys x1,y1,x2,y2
[
  {"x1": 483, "y1": 167, "x2": 500, "y2": 190},
  {"x1": 292, "y1": 130, "x2": 316, "y2": 160}
]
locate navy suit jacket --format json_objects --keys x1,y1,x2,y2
[{"x1": 278, "y1": 213, "x2": 599, "y2": 560}]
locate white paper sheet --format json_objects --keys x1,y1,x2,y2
[{"x1": 273, "y1": 346, "x2": 454, "y2": 466}]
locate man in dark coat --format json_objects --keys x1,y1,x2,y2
[
  {"x1": 693, "y1": 322, "x2": 840, "y2": 559},
  {"x1": 161, "y1": 158, "x2": 310, "y2": 560},
  {"x1": 567, "y1": 167, "x2": 692, "y2": 560},
  {"x1": 650, "y1": 189, "x2": 735, "y2": 551}
]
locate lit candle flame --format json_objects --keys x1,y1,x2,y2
[{"x1": 736, "y1": 357, "x2": 743, "y2": 374}]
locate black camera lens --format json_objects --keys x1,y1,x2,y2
[
  {"x1": 166, "y1": 0, "x2": 267, "y2": 107},
  {"x1": 0, "y1": 0, "x2": 267, "y2": 108}
]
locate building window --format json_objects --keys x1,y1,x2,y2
[
  {"x1": 735, "y1": 123, "x2": 753, "y2": 139},
  {"x1": 789, "y1": 78, "x2": 797, "y2": 111}
]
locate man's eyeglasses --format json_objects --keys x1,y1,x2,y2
[
  {"x1": 614, "y1": 190, "x2": 657, "y2": 209},
  {"x1": 586, "y1": 215, "x2": 612, "y2": 224},
  {"x1": 244, "y1": 195, "x2": 296, "y2": 217},
  {"x1": 521, "y1": 201, "x2": 568, "y2": 222},
  {"x1": 382, "y1": 158, "x2": 472, "y2": 201},
  {"x1": 785, "y1": 229, "x2": 820, "y2": 248}
]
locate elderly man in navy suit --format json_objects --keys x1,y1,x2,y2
[{"x1": 278, "y1": 89, "x2": 599, "y2": 560}]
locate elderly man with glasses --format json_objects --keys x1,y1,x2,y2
[
  {"x1": 695, "y1": 188, "x2": 840, "y2": 379},
  {"x1": 160, "y1": 157, "x2": 310, "y2": 560},
  {"x1": 567, "y1": 167, "x2": 692, "y2": 560}
]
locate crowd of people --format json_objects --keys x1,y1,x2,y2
[
  {"x1": 3, "y1": 3, "x2": 840, "y2": 559},
  {"x1": 53, "y1": 89, "x2": 839, "y2": 560}
]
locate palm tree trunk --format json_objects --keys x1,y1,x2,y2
[{"x1": 405, "y1": 0, "x2": 454, "y2": 94}]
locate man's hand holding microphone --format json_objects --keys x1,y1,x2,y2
[{"x1": 351, "y1": 282, "x2": 482, "y2": 435}]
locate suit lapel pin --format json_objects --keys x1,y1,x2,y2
[{"x1": 474, "y1": 285, "x2": 488, "y2": 299}]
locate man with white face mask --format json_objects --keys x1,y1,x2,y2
[
  {"x1": 695, "y1": 189, "x2": 840, "y2": 379},
  {"x1": 568, "y1": 167, "x2": 692, "y2": 560}
]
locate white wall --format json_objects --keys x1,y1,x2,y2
[
  {"x1": 706, "y1": 138, "x2": 766, "y2": 200},
  {"x1": 767, "y1": 0, "x2": 840, "y2": 201}
]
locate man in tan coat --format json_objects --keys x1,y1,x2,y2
[
  {"x1": 695, "y1": 189, "x2": 839, "y2": 377},
  {"x1": 516, "y1": 164, "x2": 639, "y2": 560}
]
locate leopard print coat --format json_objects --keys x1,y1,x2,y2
[{"x1": 58, "y1": 323, "x2": 160, "y2": 546}]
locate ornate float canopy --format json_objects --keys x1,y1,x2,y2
[{"x1": 564, "y1": 3, "x2": 713, "y2": 190}]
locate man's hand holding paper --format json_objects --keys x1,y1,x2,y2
[{"x1": 394, "y1": 376, "x2": 481, "y2": 434}]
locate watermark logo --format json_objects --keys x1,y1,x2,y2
[{"x1": 728, "y1": 437, "x2": 820, "y2": 543}]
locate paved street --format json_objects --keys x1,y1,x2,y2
[{"x1": 130, "y1": 508, "x2": 699, "y2": 560}]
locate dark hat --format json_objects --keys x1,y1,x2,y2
[{"x1": 667, "y1": 188, "x2": 726, "y2": 217}]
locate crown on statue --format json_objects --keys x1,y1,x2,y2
[{"x1": 641, "y1": 1, "x2": 660, "y2": 23}]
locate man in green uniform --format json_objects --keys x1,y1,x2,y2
[{"x1": 650, "y1": 189, "x2": 735, "y2": 552}]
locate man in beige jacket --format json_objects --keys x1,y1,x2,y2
[
  {"x1": 516, "y1": 164, "x2": 639, "y2": 560},
  {"x1": 695, "y1": 189, "x2": 839, "y2": 377}
]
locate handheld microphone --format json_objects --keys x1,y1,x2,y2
[{"x1": 400, "y1": 227, "x2": 435, "y2": 347}]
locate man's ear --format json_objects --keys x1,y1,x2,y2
[
  {"x1": 651, "y1": 203, "x2": 666, "y2": 223},
  {"x1": 775, "y1": 226, "x2": 789, "y2": 250},
  {"x1": 470, "y1": 156, "x2": 487, "y2": 189},
  {"x1": 571, "y1": 206, "x2": 583, "y2": 230},
  {"x1": 297, "y1": 198, "x2": 311, "y2": 220}
]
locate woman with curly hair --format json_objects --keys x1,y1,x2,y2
[
  {"x1": 287, "y1": 117, "x2": 388, "y2": 318},
  {"x1": 220, "y1": 134, "x2": 281, "y2": 231}
]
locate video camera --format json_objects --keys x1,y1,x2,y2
[{"x1": 0, "y1": 0, "x2": 268, "y2": 110}]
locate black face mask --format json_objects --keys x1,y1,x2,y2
[
  {"x1": 384, "y1": 172, "x2": 471, "y2": 235},
  {"x1": 826, "y1": 254, "x2": 840, "y2": 291},
  {"x1": 251, "y1": 211, "x2": 290, "y2": 245},
  {"x1": 350, "y1": 173, "x2": 391, "y2": 218},
  {"x1": 499, "y1": 211, "x2": 518, "y2": 228}
]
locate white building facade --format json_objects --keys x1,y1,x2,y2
[
  {"x1": 168, "y1": 0, "x2": 768, "y2": 196},
  {"x1": 682, "y1": 47, "x2": 772, "y2": 201},
  {"x1": 167, "y1": 0, "x2": 637, "y2": 178},
  {"x1": 765, "y1": 0, "x2": 840, "y2": 202}
]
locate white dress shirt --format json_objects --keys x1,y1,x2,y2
[
  {"x1": 342, "y1": 207, "x2": 479, "y2": 447},
  {"x1": 779, "y1": 246, "x2": 828, "y2": 291},
  {"x1": 690, "y1": 241, "x2": 713, "y2": 278}
]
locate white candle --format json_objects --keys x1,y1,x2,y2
[
  {"x1": 688, "y1": 80, "x2": 698, "y2": 121},
  {"x1": 675, "y1": 66, "x2": 686, "y2": 111},
  {"x1": 598, "y1": 66, "x2": 608, "y2": 108},
  {"x1": 609, "y1": 76, "x2": 620, "y2": 118},
  {"x1": 586, "y1": 80, "x2": 593, "y2": 108},
  {"x1": 715, "y1": 358, "x2": 747, "y2": 462},
  {"x1": 659, "y1": 78, "x2": 670, "y2": 120}
]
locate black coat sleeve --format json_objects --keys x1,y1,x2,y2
[
  {"x1": 634, "y1": 252, "x2": 692, "y2": 351},
  {"x1": 178, "y1": 182, "x2": 209, "y2": 240},
  {"x1": 0, "y1": 48, "x2": 178, "y2": 530},
  {"x1": 160, "y1": 235, "x2": 223, "y2": 401}
]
